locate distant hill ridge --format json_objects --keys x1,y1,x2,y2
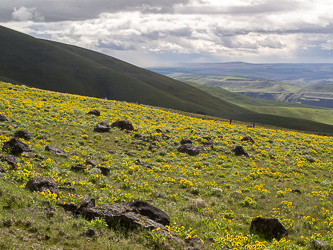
[
  {"x1": 0, "y1": 25, "x2": 252, "y2": 118},
  {"x1": 1, "y1": 25, "x2": 333, "y2": 133}
]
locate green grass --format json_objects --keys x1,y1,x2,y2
[
  {"x1": 0, "y1": 25, "x2": 253, "y2": 118},
  {"x1": 1, "y1": 81, "x2": 333, "y2": 249},
  {"x1": 186, "y1": 81, "x2": 333, "y2": 126}
]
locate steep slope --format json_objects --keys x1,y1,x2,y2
[{"x1": 0, "y1": 25, "x2": 252, "y2": 117}]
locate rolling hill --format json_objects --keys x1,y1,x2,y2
[
  {"x1": 167, "y1": 74, "x2": 333, "y2": 108},
  {"x1": 185, "y1": 81, "x2": 333, "y2": 126},
  {"x1": 0, "y1": 25, "x2": 251, "y2": 118},
  {"x1": 1, "y1": 25, "x2": 333, "y2": 133}
]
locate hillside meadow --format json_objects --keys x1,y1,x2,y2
[{"x1": 0, "y1": 81, "x2": 333, "y2": 249}]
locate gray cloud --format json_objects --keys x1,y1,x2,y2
[
  {"x1": 1, "y1": 0, "x2": 333, "y2": 67},
  {"x1": 0, "y1": 0, "x2": 189, "y2": 22}
]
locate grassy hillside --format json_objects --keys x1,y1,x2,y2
[
  {"x1": 1, "y1": 81, "x2": 333, "y2": 249},
  {"x1": 186, "y1": 82, "x2": 333, "y2": 126},
  {"x1": 0, "y1": 25, "x2": 253, "y2": 118}
]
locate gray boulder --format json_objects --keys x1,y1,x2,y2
[
  {"x1": 45, "y1": 145, "x2": 67, "y2": 157},
  {"x1": 25, "y1": 176, "x2": 59, "y2": 195},
  {"x1": 3, "y1": 138, "x2": 32, "y2": 155}
]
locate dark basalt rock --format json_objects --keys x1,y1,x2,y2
[
  {"x1": 96, "y1": 166, "x2": 110, "y2": 176},
  {"x1": 241, "y1": 136, "x2": 255, "y2": 144},
  {"x1": 232, "y1": 145, "x2": 249, "y2": 157},
  {"x1": 111, "y1": 120, "x2": 134, "y2": 131},
  {"x1": 106, "y1": 150, "x2": 117, "y2": 154},
  {"x1": 312, "y1": 239, "x2": 328, "y2": 248},
  {"x1": 127, "y1": 199, "x2": 170, "y2": 226},
  {"x1": 250, "y1": 217, "x2": 288, "y2": 240},
  {"x1": 3, "y1": 138, "x2": 32, "y2": 155},
  {"x1": 0, "y1": 114, "x2": 8, "y2": 121},
  {"x1": 134, "y1": 134, "x2": 148, "y2": 141},
  {"x1": 148, "y1": 142, "x2": 158, "y2": 151},
  {"x1": 71, "y1": 164, "x2": 87, "y2": 172},
  {"x1": 25, "y1": 176, "x2": 59, "y2": 195},
  {"x1": 57, "y1": 198, "x2": 179, "y2": 241},
  {"x1": 94, "y1": 122, "x2": 111, "y2": 132},
  {"x1": 87, "y1": 109, "x2": 100, "y2": 116},
  {"x1": 177, "y1": 144, "x2": 200, "y2": 156},
  {"x1": 14, "y1": 130, "x2": 35, "y2": 141},
  {"x1": 45, "y1": 145, "x2": 67, "y2": 157},
  {"x1": 86, "y1": 159, "x2": 98, "y2": 167},
  {"x1": 85, "y1": 229, "x2": 95, "y2": 237},
  {"x1": 0, "y1": 155, "x2": 18, "y2": 169},
  {"x1": 181, "y1": 138, "x2": 192, "y2": 145},
  {"x1": 203, "y1": 140, "x2": 214, "y2": 147}
]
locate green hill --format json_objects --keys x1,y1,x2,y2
[
  {"x1": 2, "y1": 25, "x2": 333, "y2": 133},
  {"x1": 185, "y1": 81, "x2": 333, "y2": 127},
  {"x1": 0, "y1": 25, "x2": 251, "y2": 118},
  {"x1": 1, "y1": 81, "x2": 333, "y2": 249}
]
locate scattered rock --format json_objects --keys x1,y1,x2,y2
[
  {"x1": 250, "y1": 217, "x2": 288, "y2": 240},
  {"x1": 150, "y1": 135, "x2": 159, "y2": 142},
  {"x1": 181, "y1": 138, "x2": 192, "y2": 145},
  {"x1": 232, "y1": 145, "x2": 249, "y2": 157},
  {"x1": 85, "y1": 229, "x2": 95, "y2": 237},
  {"x1": 3, "y1": 138, "x2": 32, "y2": 155},
  {"x1": 58, "y1": 198, "x2": 179, "y2": 241},
  {"x1": 96, "y1": 167, "x2": 110, "y2": 176},
  {"x1": 25, "y1": 176, "x2": 59, "y2": 195},
  {"x1": 8, "y1": 124, "x2": 18, "y2": 129},
  {"x1": 312, "y1": 239, "x2": 328, "y2": 249},
  {"x1": 0, "y1": 155, "x2": 18, "y2": 169},
  {"x1": 111, "y1": 120, "x2": 134, "y2": 131},
  {"x1": 183, "y1": 247, "x2": 202, "y2": 250},
  {"x1": 148, "y1": 142, "x2": 158, "y2": 151},
  {"x1": 45, "y1": 145, "x2": 67, "y2": 158},
  {"x1": 71, "y1": 164, "x2": 87, "y2": 172},
  {"x1": 127, "y1": 199, "x2": 170, "y2": 226},
  {"x1": 34, "y1": 154, "x2": 46, "y2": 161},
  {"x1": 177, "y1": 144, "x2": 200, "y2": 156},
  {"x1": 106, "y1": 150, "x2": 117, "y2": 154},
  {"x1": 0, "y1": 114, "x2": 8, "y2": 121},
  {"x1": 86, "y1": 159, "x2": 98, "y2": 167},
  {"x1": 134, "y1": 134, "x2": 148, "y2": 141},
  {"x1": 87, "y1": 109, "x2": 100, "y2": 116},
  {"x1": 125, "y1": 152, "x2": 136, "y2": 157},
  {"x1": 241, "y1": 136, "x2": 255, "y2": 144},
  {"x1": 162, "y1": 134, "x2": 170, "y2": 140},
  {"x1": 94, "y1": 122, "x2": 111, "y2": 132},
  {"x1": 292, "y1": 189, "x2": 302, "y2": 194},
  {"x1": 58, "y1": 186, "x2": 76, "y2": 192},
  {"x1": 14, "y1": 130, "x2": 35, "y2": 140},
  {"x1": 185, "y1": 236, "x2": 204, "y2": 246},
  {"x1": 203, "y1": 140, "x2": 214, "y2": 147}
]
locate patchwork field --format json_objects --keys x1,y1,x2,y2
[{"x1": 0, "y1": 81, "x2": 333, "y2": 249}]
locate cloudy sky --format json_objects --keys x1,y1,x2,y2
[{"x1": 1, "y1": 0, "x2": 333, "y2": 67}]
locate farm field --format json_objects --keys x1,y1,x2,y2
[{"x1": 0, "y1": 81, "x2": 333, "y2": 249}]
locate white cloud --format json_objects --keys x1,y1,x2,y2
[
  {"x1": 1, "y1": 0, "x2": 333, "y2": 66},
  {"x1": 12, "y1": 6, "x2": 44, "y2": 22}
]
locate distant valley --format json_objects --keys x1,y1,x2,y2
[{"x1": 149, "y1": 63, "x2": 333, "y2": 109}]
